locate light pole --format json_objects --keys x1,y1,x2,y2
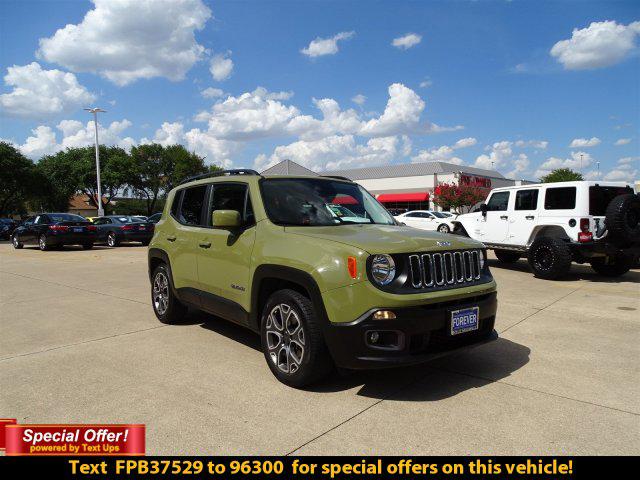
[{"x1": 84, "y1": 107, "x2": 106, "y2": 217}]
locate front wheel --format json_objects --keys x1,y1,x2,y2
[
  {"x1": 12, "y1": 235, "x2": 23, "y2": 249},
  {"x1": 590, "y1": 254, "x2": 634, "y2": 277},
  {"x1": 437, "y1": 224, "x2": 450, "y2": 234},
  {"x1": 495, "y1": 249, "x2": 521, "y2": 263},
  {"x1": 151, "y1": 264, "x2": 187, "y2": 324},
  {"x1": 527, "y1": 237, "x2": 572, "y2": 279},
  {"x1": 261, "y1": 289, "x2": 333, "y2": 387}
]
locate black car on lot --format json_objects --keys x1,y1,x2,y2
[
  {"x1": 12, "y1": 213, "x2": 97, "y2": 250},
  {"x1": 93, "y1": 216, "x2": 154, "y2": 247},
  {"x1": 147, "y1": 212, "x2": 162, "y2": 224},
  {"x1": 0, "y1": 218, "x2": 18, "y2": 240}
]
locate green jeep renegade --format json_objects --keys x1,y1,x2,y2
[{"x1": 148, "y1": 169, "x2": 498, "y2": 387}]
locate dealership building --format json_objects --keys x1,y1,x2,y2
[{"x1": 261, "y1": 159, "x2": 530, "y2": 211}]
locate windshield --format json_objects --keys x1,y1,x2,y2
[{"x1": 261, "y1": 178, "x2": 396, "y2": 226}]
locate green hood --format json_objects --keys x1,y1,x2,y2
[{"x1": 285, "y1": 224, "x2": 484, "y2": 254}]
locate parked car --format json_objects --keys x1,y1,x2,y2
[
  {"x1": 147, "y1": 213, "x2": 162, "y2": 224},
  {"x1": 0, "y1": 218, "x2": 18, "y2": 240},
  {"x1": 85, "y1": 216, "x2": 99, "y2": 223},
  {"x1": 132, "y1": 215, "x2": 148, "y2": 222},
  {"x1": 148, "y1": 169, "x2": 497, "y2": 387},
  {"x1": 452, "y1": 181, "x2": 640, "y2": 279},
  {"x1": 93, "y1": 215, "x2": 154, "y2": 247},
  {"x1": 11, "y1": 213, "x2": 97, "y2": 250},
  {"x1": 394, "y1": 210, "x2": 457, "y2": 233}
]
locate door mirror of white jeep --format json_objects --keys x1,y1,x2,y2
[
  {"x1": 212, "y1": 210, "x2": 241, "y2": 229},
  {"x1": 480, "y1": 203, "x2": 488, "y2": 217}
]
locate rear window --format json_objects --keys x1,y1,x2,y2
[
  {"x1": 544, "y1": 187, "x2": 576, "y2": 210},
  {"x1": 179, "y1": 185, "x2": 207, "y2": 226},
  {"x1": 49, "y1": 214, "x2": 86, "y2": 222},
  {"x1": 589, "y1": 186, "x2": 633, "y2": 216},
  {"x1": 515, "y1": 189, "x2": 539, "y2": 211}
]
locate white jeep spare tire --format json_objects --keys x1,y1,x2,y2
[{"x1": 605, "y1": 193, "x2": 640, "y2": 246}]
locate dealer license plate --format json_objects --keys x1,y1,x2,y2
[
  {"x1": 450, "y1": 306, "x2": 479, "y2": 335},
  {"x1": 73, "y1": 227, "x2": 83, "y2": 233}
]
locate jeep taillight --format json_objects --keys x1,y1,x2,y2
[{"x1": 578, "y1": 218, "x2": 592, "y2": 243}]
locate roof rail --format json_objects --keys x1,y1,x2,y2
[
  {"x1": 179, "y1": 169, "x2": 261, "y2": 185},
  {"x1": 321, "y1": 175, "x2": 353, "y2": 182}
]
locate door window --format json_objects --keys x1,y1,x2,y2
[
  {"x1": 179, "y1": 185, "x2": 207, "y2": 226},
  {"x1": 515, "y1": 190, "x2": 539, "y2": 211},
  {"x1": 208, "y1": 183, "x2": 254, "y2": 226},
  {"x1": 485, "y1": 192, "x2": 510, "y2": 211},
  {"x1": 544, "y1": 187, "x2": 576, "y2": 210}
]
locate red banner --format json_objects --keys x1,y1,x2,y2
[
  {"x1": 0, "y1": 419, "x2": 17, "y2": 450},
  {"x1": 4, "y1": 424, "x2": 145, "y2": 456}
]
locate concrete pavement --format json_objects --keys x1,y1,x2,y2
[{"x1": 1, "y1": 243, "x2": 638, "y2": 455}]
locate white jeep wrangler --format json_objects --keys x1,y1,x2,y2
[{"x1": 452, "y1": 181, "x2": 640, "y2": 279}]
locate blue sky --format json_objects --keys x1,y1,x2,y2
[{"x1": 0, "y1": 0, "x2": 638, "y2": 181}]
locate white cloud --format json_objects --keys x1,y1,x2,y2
[
  {"x1": 360, "y1": 83, "x2": 425, "y2": 136},
  {"x1": 254, "y1": 135, "x2": 408, "y2": 172},
  {"x1": 251, "y1": 86, "x2": 294, "y2": 101},
  {"x1": 392, "y1": 33, "x2": 422, "y2": 50},
  {"x1": 15, "y1": 126, "x2": 59, "y2": 158},
  {"x1": 569, "y1": 137, "x2": 600, "y2": 148},
  {"x1": 603, "y1": 165, "x2": 638, "y2": 182},
  {"x1": 301, "y1": 31, "x2": 355, "y2": 57},
  {"x1": 412, "y1": 137, "x2": 477, "y2": 164},
  {"x1": 201, "y1": 87, "x2": 225, "y2": 99},
  {"x1": 505, "y1": 154, "x2": 530, "y2": 179},
  {"x1": 614, "y1": 137, "x2": 632, "y2": 146},
  {"x1": 534, "y1": 151, "x2": 593, "y2": 178},
  {"x1": 351, "y1": 94, "x2": 366, "y2": 105},
  {"x1": 419, "y1": 78, "x2": 433, "y2": 88},
  {"x1": 474, "y1": 141, "x2": 514, "y2": 170},
  {"x1": 618, "y1": 156, "x2": 639, "y2": 165},
  {"x1": 37, "y1": 0, "x2": 211, "y2": 85},
  {"x1": 0, "y1": 62, "x2": 95, "y2": 119},
  {"x1": 210, "y1": 53, "x2": 234, "y2": 81},
  {"x1": 550, "y1": 20, "x2": 640, "y2": 70},
  {"x1": 515, "y1": 139, "x2": 548, "y2": 149}
]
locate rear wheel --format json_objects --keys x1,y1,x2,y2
[
  {"x1": 527, "y1": 237, "x2": 572, "y2": 279},
  {"x1": 107, "y1": 232, "x2": 119, "y2": 247},
  {"x1": 261, "y1": 289, "x2": 333, "y2": 387},
  {"x1": 39, "y1": 234, "x2": 50, "y2": 251},
  {"x1": 494, "y1": 249, "x2": 521, "y2": 263},
  {"x1": 590, "y1": 254, "x2": 634, "y2": 277},
  {"x1": 437, "y1": 224, "x2": 450, "y2": 234},
  {"x1": 151, "y1": 264, "x2": 187, "y2": 324},
  {"x1": 12, "y1": 235, "x2": 23, "y2": 249}
]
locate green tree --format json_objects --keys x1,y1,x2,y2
[
  {"x1": 540, "y1": 168, "x2": 583, "y2": 183},
  {"x1": 128, "y1": 143, "x2": 211, "y2": 215},
  {"x1": 0, "y1": 142, "x2": 39, "y2": 215}
]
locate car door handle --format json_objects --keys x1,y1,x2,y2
[
  {"x1": 500, "y1": 215, "x2": 508, "y2": 220},
  {"x1": 166, "y1": 236, "x2": 176, "y2": 242},
  {"x1": 199, "y1": 241, "x2": 211, "y2": 249},
  {"x1": 525, "y1": 215, "x2": 535, "y2": 220}
]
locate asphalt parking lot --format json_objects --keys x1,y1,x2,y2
[{"x1": 1, "y1": 242, "x2": 639, "y2": 455}]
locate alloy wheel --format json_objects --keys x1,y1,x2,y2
[
  {"x1": 265, "y1": 303, "x2": 305, "y2": 374},
  {"x1": 438, "y1": 224, "x2": 449, "y2": 233},
  {"x1": 107, "y1": 233, "x2": 116, "y2": 247},
  {"x1": 39, "y1": 235, "x2": 46, "y2": 250},
  {"x1": 153, "y1": 271, "x2": 169, "y2": 315},
  {"x1": 533, "y1": 245, "x2": 554, "y2": 271}
]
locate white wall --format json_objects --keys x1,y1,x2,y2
[{"x1": 354, "y1": 175, "x2": 436, "y2": 194}]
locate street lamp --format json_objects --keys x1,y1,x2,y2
[{"x1": 84, "y1": 107, "x2": 107, "y2": 216}]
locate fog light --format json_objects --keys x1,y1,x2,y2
[
  {"x1": 373, "y1": 310, "x2": 396, "y2": 320},
  {"x1": 369, "y1": 332, "x2": 380, "y2": 343}
]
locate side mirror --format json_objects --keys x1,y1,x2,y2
[
  {"x1": 212, "y1": 210, "x2": 241, "y2": 229},
  {"x1": 480, "y1": 203, "x2": 488, "y2": 217}
]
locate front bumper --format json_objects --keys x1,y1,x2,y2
[{"x1": 322, "y1": 291, "x2": 498, "y2": 369}]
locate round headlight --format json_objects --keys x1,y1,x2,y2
[{"x1": 370, "y1": 254, "x2": 396, "y2": 286}]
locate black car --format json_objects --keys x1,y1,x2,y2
[
  {"x1": 93, "y1": 215, "x2": 154, "y2": 247},
  {"x1": 12, "y1": 213, "x2": 97, "y2": 250},
  {"x1": 147, "y1": 212, "x2": 162, "y2": 224},
  {"x1": 0, "y1": 218, "x2": 18, "y2": 240}
]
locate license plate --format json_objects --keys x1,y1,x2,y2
[
  {"x1": 450, "y1": 306, "x2": 479, "y2": 335},
  {"x1": 73, "y1": 227, "x2": 83, "y2": 232}
]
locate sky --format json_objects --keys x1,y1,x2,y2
[{"x1": 0, "y1": 0, "x2": 639, "y2": 182}]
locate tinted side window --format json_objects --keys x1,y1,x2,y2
[
  {"x1": 209, "y1": 183, "x2": 254, "y2": 226},
  {"x1": 544, "y1": 187, "x2": 576, "y2": 210},
  {"x1": 486, "y1": 191, "x2": 510, "y2": 211},
  {"x1": 515, "y1": 189, "x2": 539, "y2": 211},
  {"x1": 171, "y1": 190, "x2": 183, "y2": 218},
  {"x1": 179, "y1": 185, "x2": 207, "y2": 226}
]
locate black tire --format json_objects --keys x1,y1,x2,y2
[
  {"x1": 605, "y1": 193, "x2": 640, "y2": 246},
  {"x1": 82, "y1": 243, "x2": 94, "y2": 250},
  {"x1": 39, "y1": 234, "x2": 50, "y2": 251},
  {"x1": 494, "y1": 249, "x2": 521, "y2": 263},
  {"x1": 260, "y1": 289, "x2": 333, "y2": 387},
  {"x1": 527, "y1": 236, "x2": 572, "y2": 279},
  {"x1": 437, "y1": 224, "x2": 450, "y2": 234},
  {"x1": 107, "y1": 232, "x2": 119, "y2": 247},
  {"x1": 590, "y1": 254, "x2": 634, "y2": 277},
  {"x1": 12, "y1": 235, "x2": 23, "y2": 249},
  {"x1": 151, "y1": 264, "x2": 187, "y2": 324}
]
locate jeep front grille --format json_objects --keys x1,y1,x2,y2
[{"x1": 408, "y1": 250, "x2": 482, "y2": 289}]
